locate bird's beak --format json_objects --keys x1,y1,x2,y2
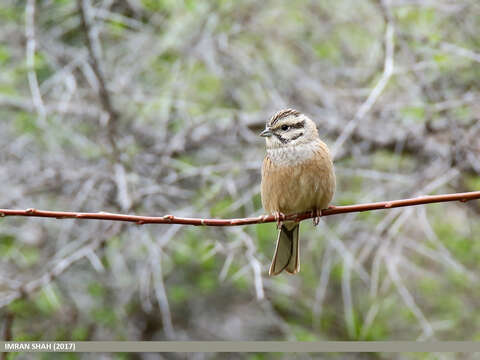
[{"x1": 260, "y1": 128, "x2": 273, "y2": 137}]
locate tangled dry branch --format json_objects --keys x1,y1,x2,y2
[{"x1": 2, "y1": 0, "x2": 480, "y2": 342}]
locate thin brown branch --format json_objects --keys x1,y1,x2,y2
[{"x1": 0, "y1": 191, "x2": 479, "y2": 226}]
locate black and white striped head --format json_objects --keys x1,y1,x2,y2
[{"x1": 260, "y1": 109, "x2": 319, "y2": 149}]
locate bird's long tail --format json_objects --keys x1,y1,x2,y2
[{"x1": 269, "y1": 223, "x2": 300, "y2": 275}]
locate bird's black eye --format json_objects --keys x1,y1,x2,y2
[{"x1": 281, "y1": 125, "x2": 289, "y2": 131}]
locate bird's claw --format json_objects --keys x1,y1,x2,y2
[
  {"x1": 312, "y1": 209, "x2": 322, "y2": 226},
  {"x1": 273, "y1": 211, "x2": 285, "y2": 229}
]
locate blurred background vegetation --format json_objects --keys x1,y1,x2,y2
[{"x1": 1, "y1": 0, "x2": 480, "y2": 359}]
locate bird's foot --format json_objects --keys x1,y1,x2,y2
[
  {"x1": 273, "y1": 211, "x2": 286, "y2": 229},
  {"x1": 312, "y1": 208, "x2": 322, "y2": 226}
]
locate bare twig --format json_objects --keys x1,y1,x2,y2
[
  {"x1": 1, "y1": 312, "x2": 14, "y2": 360},
  {"x1": 2, "y1": 312, "x2": 14, "y2": 340},
  {"x1": 77, "y1": 0, "x2": 119, "y2": 153},
  {"x1": 0, "y1": 191, "x2": 478, "y2": 225},
  {"x1": 147, "y1": 237, "x2": 176, "y2": 340},
  {"x1": 312, "y1": 242, "x2": 333, "y2": 321},
  {"x1": 0, "y1": 223, "x2": 121, "y2": 309},
  {"x1": 387, "y1": 256, "x2": 434, "y2": 339},
  {"x1": 25, "y1": 0, "x2": 47, "y2": 127},
  {"x1": 342, "y1": 255, "x2": 356, "y2": 339},
  {"x1": 331, "y1": 0, "x2": 395, "y2": 157},
  {"x1": 441, "y1": 42, "x2": 480, "y2": 63}
]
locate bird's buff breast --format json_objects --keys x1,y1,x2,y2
[{"x1": 261, "y1": 142, "x2": 335, "y2": 215}]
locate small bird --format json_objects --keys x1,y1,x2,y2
[{"x1": 260, "y1": 109, "x2": 336, "y2": 275}]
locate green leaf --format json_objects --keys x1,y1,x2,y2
[
  {"x1": 34, "y1": 286, "x2": 62, "y2": 315},
  {"x1": 169, "y1": 285, "x2": 189, "y2": 304},
  {"x1": 401, "y1": 106, "x2": 425, "y2": 121},
  {"x1": 0, "y1": 234, "x2": 15, "y2": 257}
]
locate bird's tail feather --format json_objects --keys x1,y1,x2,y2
[{"x1": 269, "y1": 224, "x2": 300, "y2": 275}]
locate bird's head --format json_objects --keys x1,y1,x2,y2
[{"x1": 260, "y1": 109, "x2": 319, "y2": 149}]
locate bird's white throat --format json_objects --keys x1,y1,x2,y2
[{"x1": 266, "y1": 141, "x2": 319, "y2": 166}]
